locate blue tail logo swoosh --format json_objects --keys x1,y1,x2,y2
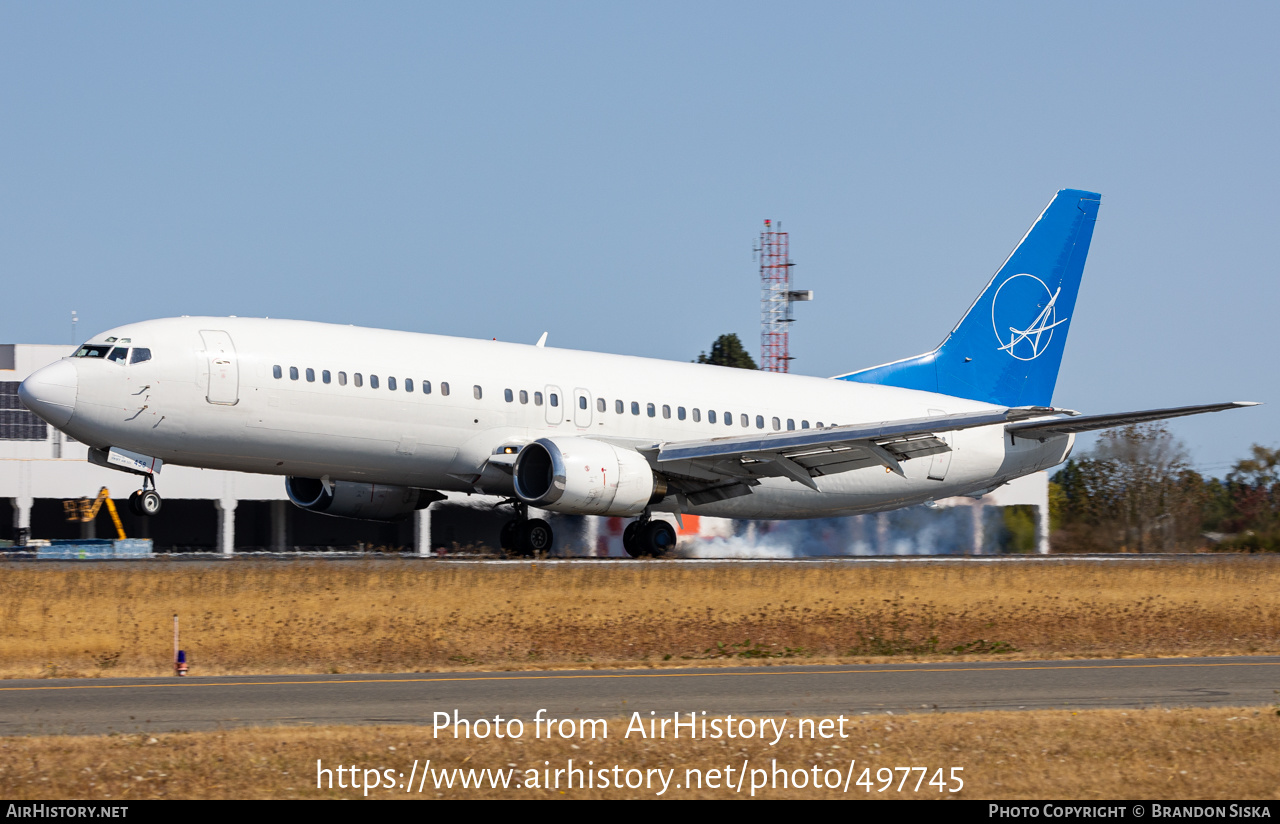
[
  {"x1": 836, "y1": 188, "x2": 1099, "y2": 407},
  {"x1": 991, "y1": 273, "x2": 1070, "y2": 362}
]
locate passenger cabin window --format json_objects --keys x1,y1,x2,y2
[
  {"x1": 801, "y1": 420, "x2": 810, "y2": 429},
  {"x1": 631, "y1": 402, "x2": 640, "y2": 416},
  {"x1": 579, "y1": 396, "x2": 588, "y2": 410},
  {"x1": 596, "y1": 398, "x2": 605, "y2": 412},
  {"x1": 533, "y1": 391, "x2": 542, "y2": 405},
  {"x1": 725, "y1": 412, "x2": 733, "y2": 426},
  {"x1": 816, "y1": 421, "x2": 824, "y2": 428},
  {"x1": 74, "y1": 345, "x2": 113, "y2": 359},
  {"x1": 474, "y1": 385, "x2": 482, "y2": 400},
  {"x1": 441, "y1": 382, "x2": 450, "y2": 396},
  {"x1": 741, "y1": 414, "x2": 749, "y2": 427},
  {"x1": 692, "y1": 408, "x2": 700, "y2": 422},
  {"x1": 405, "y1": 378, "x2": 413, "y2": 392},
  {"x1": 647, "y1": 403, "x2": 655, "y2": 417},
  {"x1": 423, "y1": 380, "x2": 432, "y2": 394},
  {"x1": 130, "y1": 348, "x2": 151, "y2": 365},
  {"x1": 549, "y1": 393, "x2": 558, "y2": 407},
  {"x1": 708, "y1": 410, "x2": 717, "y2": 424},
  {"x1": 520, "y1": 390, "x2": 528, "y2": 404},
  {"x1": 289, "y1": 367, "x2": 299, "y2": 380},
  {"x1": 370, "y1": 375, "x2": 379, "y2": 389},
  {"x1": 354, "y1": 373, "x2": 363, "y2": 387},
  {"x1": 273, "y1": 365, "x2": 282, "y2": 379},
  {"x1": 662, "y1": 405, "x2": 671, "y2": 419},
  {"x1": 107, "y1": 347, "x2": 129, "y2": 363},
  {"x1": 338, "y1": 371, "x2": 347, "y2": 386},
  {"x1": 504, "y1": 389, "x2": 514, "y2": 402},
  {"x1": 756, "y1": 415, "x2": 765, "y2": 429},
  {"x1": 306, "y1": 368, "x2": 316, "y2": 382},
  {"x1": 787, "y1": 418, "x2": 795, "y2": 430},
  {"x1": 615, "y1": 400, "x2": 623, "y2": 414},
  {"x1": 772, "y1": 417, "x2": 780, "y2": 430},
  {"x1": 678, "y1": 407, "x2": 686, "y2": 421},
  {"x1": 323, "y1": 370, "x2": 331, "y2": 384},
  {"x1": 387, "y1": 377, "x2": 396, "y2": 391}
]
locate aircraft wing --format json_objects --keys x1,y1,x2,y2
[
  {"x1": 651, "y1": 401, "x2": 1258, "y2": 503},
  {"x1": 1004, "y1": 401, "x2": 1259, "y2": 439},
  {"x1": 652, "y1": 406, "x2": 1056, "y2": 501}
]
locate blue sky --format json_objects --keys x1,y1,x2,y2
[{"x1": 2, "y1": 2, "x2": 1276, "y2": 472}]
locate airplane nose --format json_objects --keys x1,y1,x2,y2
[{"x1": 18, "y1": 359, "x2": 78, "y2": 429}]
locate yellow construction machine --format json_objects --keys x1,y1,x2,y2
[{"x1": 62, "y1": 487, "x2": 127, "y2": 540}]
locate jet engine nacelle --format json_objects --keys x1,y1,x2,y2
[
  {"x1": 285, "y1": 477, "x2": 439, "y2": 521},
  {"x1": 512, "y1": 437, "x2": 667, "y2": 516}
]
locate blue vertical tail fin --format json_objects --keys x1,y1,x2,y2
[{"x1": 837, "y1": 189, "x2": 1100, "y2": 407}]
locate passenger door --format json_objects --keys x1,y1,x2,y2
[
  {"x1": 200, "y1": 330, "x2": 239, "y2": 406},
  {"x1": 927, "y1": 408, "x2": 952, "y2": 480}
]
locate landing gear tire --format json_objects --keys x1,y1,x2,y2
[
  {"x1": 138, "y1": 489, "x2": 162, "y2": 517},
  {"x1": 128, "y1": 490, "x2": 143, "y2": 516},
  {"x1": 640, "y1": 519, "x2": 676, "y2": 557},
  {"x1": 625, "y1": 518, "x2": 676, "y2": 558},
  {"x1": 623, "y1": 521, "x2": 642, "y2": 557},
  {"x1": 500, "y1": 520, "x2": 519, "y2": 552},
  {"x1": 517, "y1": 519, "x2": 553, "y2": 557}
]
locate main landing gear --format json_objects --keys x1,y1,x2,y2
[
  {"x1": 500, "y1": 502, "x2": 554, "y2": 558},
  {"x1": 128, "y1": 475, "x2": 162, "y2": 517},
  {"x1": 623, "y1": 515, "x2": 677, "y2": 558}
]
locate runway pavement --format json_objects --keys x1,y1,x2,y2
[{"x1": 2, "y1": 656, "x2": 1278, "y2": 736}]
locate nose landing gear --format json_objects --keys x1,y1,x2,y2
[
  {"x1": 499, "y1": 502, "x2": 554, "y2": 558},
  {"x1": 128, "y1": 476, "x2": 162, "y2": 517}
]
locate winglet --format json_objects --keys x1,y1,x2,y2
[{"x1": 535, "y1": 332, "x2": 548, "y2": 348}]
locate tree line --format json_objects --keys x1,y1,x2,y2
[{"x1": 1051, "y1": 424, "x2": 1280, "y2": 553}]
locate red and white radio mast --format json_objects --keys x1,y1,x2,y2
[{"x1": 757, "y1": 220, "x2": 812, "y2": 373}]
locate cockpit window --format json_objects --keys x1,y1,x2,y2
[
  {"x1": 107, "y1": 347, "x2": 129, "y2": 363},
  {"x1": 74, "y1": 345, "x2": 113, "y2": 359},
  {"x1": 130, "y1": 348, "x2": 151, "y2": 364}
]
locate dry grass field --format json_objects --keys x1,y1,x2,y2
[
  {"x1": 2, "y1": 707, "x2": 1278, "y2": 799},
  {"x1": 1, "y1": 557, "x2": 1278, "y2": 679}
]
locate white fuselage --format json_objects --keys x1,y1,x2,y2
[{"x1": 46, "y1": 317, "x2": 1073, "y2": 519}]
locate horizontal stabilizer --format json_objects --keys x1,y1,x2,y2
[{"x1": 1005, "y1": 402, "x2": 1259, "y2": 439}]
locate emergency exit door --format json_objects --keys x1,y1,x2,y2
[{"x1": 544, "y1": 385, "x2": 563, "y2": 425}]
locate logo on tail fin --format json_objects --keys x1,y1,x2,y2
[{"x1": 991, "y1": 273, "x2": 1070, "y2": 361}]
